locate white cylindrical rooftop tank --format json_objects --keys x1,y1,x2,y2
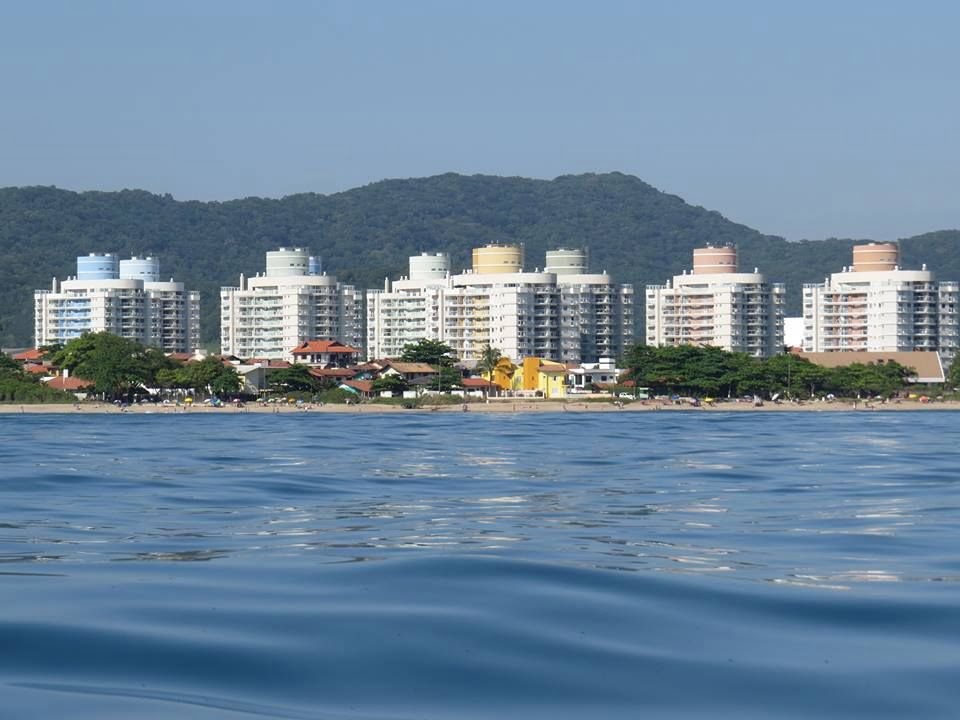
[
  {"x1": 408, "y1": 252, "x2": 450, "y2": 281},
  {"x1": 266, "y1": 247, "x2": 310, "y2": 277},
  {"x1": 119, "y1": 256, "x2": 160, "y2": 281},
  {"x1": 545, "y1": 248, "x2": 588, "y2": 275},
  {"x1": 76, "y1": 253, "x2": 119, "y2": 280}
]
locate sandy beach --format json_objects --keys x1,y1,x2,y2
[{"x1": 1, "y1": 399, "x2": 956, "y2": 414}]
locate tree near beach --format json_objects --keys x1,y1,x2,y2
[
  {"x1": 50, "y1": 332, "x2": 175, "y2": 400},
  {"x1": 475, "y1": 343, "x2": 503, "y2": 399},
  {"x1": 622, "y1": 344, "x2": 916, "y2": 399},
  {"x1": 399, "y1": 339, "x2": 458, "y2": 367}
]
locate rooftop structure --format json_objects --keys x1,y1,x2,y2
[
  {"x1": 34, "y1": 253, "x2": 200, "y2": 353},
  {"x1": 220, "y1": 248, "x2": 361, "y2": 361},
  {"x1": 646, "y1": 245, "x2": 784, "y2": 357},
  {"x1": 366, "y1": 246, "x2": 633, "y2": 363},
  {"x1": 802, "y1": 243, "x2": 959, "y2": 367}
]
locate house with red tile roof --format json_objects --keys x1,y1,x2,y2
[
  {"x1": 44, "y1": 375, "x2": 94, "y2": 395},
  {"x1": 308, "y1": 367, "x2": 357, "y2": 381},
  {"x1": 291, "y1": 340, "x2": 361, "y2": 368},
  {"x1": 13, "y1": 348, "x2": 46, "y2": 363}
]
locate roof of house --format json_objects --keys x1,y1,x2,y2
[
  {"x1": 308, "y1": 367, "x2": 357, "y2": 379},
  {"x1": 461, "y1": 377, "x2": 498, "y2": 389},
  {"x1": 24, "y1": 364, "x2": 50, "y2": 375},
  {"x1": 539, "y1": 360, "x2": 568, "y2": 374},
  {"x1": 341, "y1": 379, "x2": 373, "y2": 393},
  {"x1": 798, "y1": 351, "x2": 945, "y2": 383},
  {"x1": 292, "y1": 340, "x2": 360, "y2": 355},
  {"x1": 384, "y1": 361, "x2": 437, "y2": 374},
  {"x1": 46, "y1": 376, "x2": 93, "y2": 391},
  {"x1": 246, "y1": 359, "x2": 291, "y2": 368},
  {"x1": 167, "y1": 352, "x2": 193, "y2": 362},
  {"x1": 409, "y1": 375, "x2": 445, "y2": 387},
  {"x1": 13, "y1": 348, "x2": 45, "y2": 362}
]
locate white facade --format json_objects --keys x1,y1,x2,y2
[
  {"x1": 220, "y1": 248, "x2": 363, "y2": 360},
  {"x1": 366, "y1": 248, "x2": 634, "y2": 363},
  {"x1": 34, "y1": 254, "x2": 200, "y2": 353},
  {"x1": 646, "y1": 247, "x2": 785, "y2": 357},
  {"x1": 802, "y1": 245, "x2": 959, "y2": 367}
]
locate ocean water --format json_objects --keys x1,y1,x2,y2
[{"x1": 1, "y1": 410, "x2": 959, "y2": 719}]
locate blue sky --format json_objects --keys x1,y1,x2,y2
[{"x1": 1, "y1": 0, "x2": 957, "y2": 240}]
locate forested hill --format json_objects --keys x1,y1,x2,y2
[{"x1": 1, "y1": 172, "x2": 958, "y2": 348}]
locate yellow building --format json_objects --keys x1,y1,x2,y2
[
  {"x1": 512, "y1": 357, "x2": 568, "y2": 398},
  {"x1": 487, "y1": 357, "x2": 517, "y2": 391}
]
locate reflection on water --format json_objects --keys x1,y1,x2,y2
[
  {"x1": 1, "y1": 412, "x2": 956, "y2": 588},
  {"x1": 3, "y1": 412, "x2": 960, "y2": 719}
]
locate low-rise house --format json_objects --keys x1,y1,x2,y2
[
  {"x1": 567, "y1": 357, "x2": 626, "y2": 393},
  {"x1": 308, "y1": 367, "x2": 357, "y2": 383},
  {"x1": 13, "y1": 348, "x2": 46, "y2": 364},
  {"x1": 513, "y1": 357, "x2": 568, "y2": 399},
  {"x1": 488, "y1": 357, "x2": 518, "y2": 391},
  {"x1": 379, "y1": 361, "x2": 437, "y2": 384},
  {"x1": 44, "y1": 374, "x2": 94, "y2": 398},
  {"x1": 291, "y1": 340, "x2": 361, "y2": 368},
  {"x1": 462, "y1": 377, "x2": 500, "y2": 397},
  {"x1": 339, "y1": 380, "x2": 374, "y2": 398}
]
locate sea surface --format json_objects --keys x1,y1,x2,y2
[{"x1": 1, "y1": 410, "x2": 959, "y2": 719}]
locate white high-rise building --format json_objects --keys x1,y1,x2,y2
[
  {"x1": 34, "y1": 253, "x2": 200, "y2": 353},
  {"x1": 803, "y1": 243, "x2": 959, "y2": 367},
  {"x1": 220, "y1": 248, "x2": 363, "y2": 360},
  {"x1": 366, "y1": 246, "x2": 634, "y2": 363},
  {"x1": 646, "y1": 245, "x2": 785, "y2": 357}
]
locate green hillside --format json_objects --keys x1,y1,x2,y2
[{"x1": 1, "y1": 173, "x2": 958, "y2": 348}]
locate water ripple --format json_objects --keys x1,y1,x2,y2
[{"x1": 2, "y1": 412, "x2": 960, "y2": 718}]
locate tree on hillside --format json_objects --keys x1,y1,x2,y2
[{"x1": 4, "y1": 176, "x2": 960, "y2": 348}]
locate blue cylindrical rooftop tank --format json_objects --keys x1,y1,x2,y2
[{"x1": 76, "y1": 253, "x2": 119, "y2": 280}]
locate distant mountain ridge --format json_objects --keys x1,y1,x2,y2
[{"x1": 1, "y1": 172, "x2": 958, "y2": 348}]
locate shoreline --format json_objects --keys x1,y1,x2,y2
[{"x1": 0, "y1": 400, "x2": 956, "y2": 414}]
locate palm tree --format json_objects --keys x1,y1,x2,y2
[{"x1": 476, "y1": 343, "x2": 503, "y2": 401}]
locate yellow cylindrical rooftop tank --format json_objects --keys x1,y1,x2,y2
[{"x1": 472, "y1": 244, "x2": 523, "y2": 274}]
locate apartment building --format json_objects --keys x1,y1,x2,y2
[
  {"x1": 366, "y1": 246, "x2": 633, "y2": 363},
  {"x1": 646, "y1": 245, "x2": 784, "y2": 357},
  {"x1": 803, "y1": 243, "x2": 959, "y2": 367},
  {"x1": 34, "y1": 253, "x2": 200, "y2": 353},
  {"x1": 220, "y1": 248, "x2": 363, "y2": 360}
]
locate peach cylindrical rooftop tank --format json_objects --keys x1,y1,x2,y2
[
  {"x1": 852, "y1": 243, "x2": 898, "y2": 272},
  {"x1": 472, "y1": 244, "x2": 523, "y2": 274},
  {"x1": 692, "y1": 245, "x2": 737, "y2": 274}
]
